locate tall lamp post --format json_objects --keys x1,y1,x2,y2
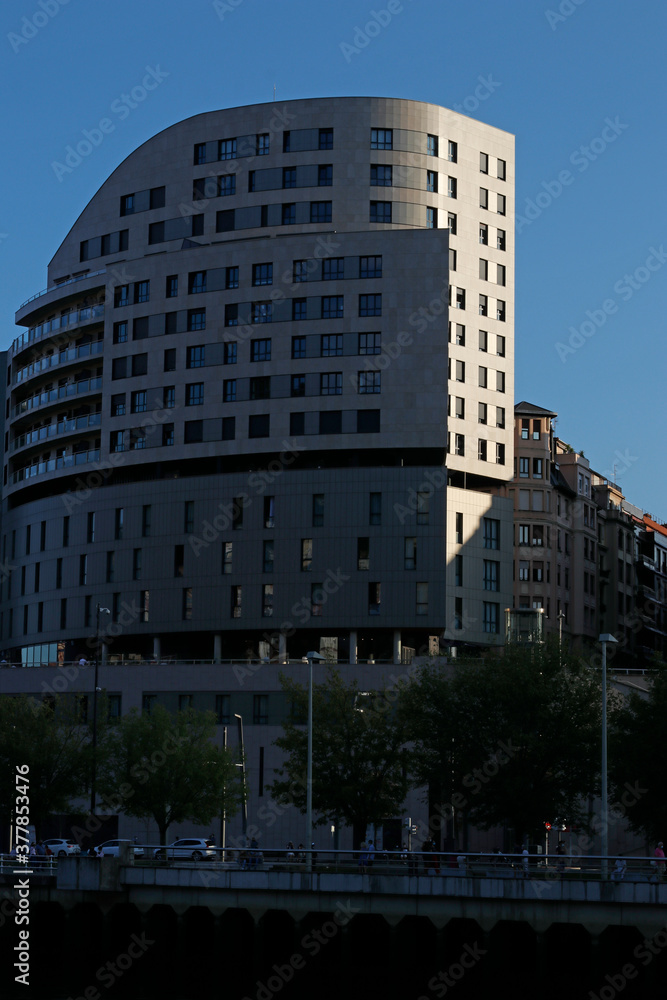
[
  {"x1": 90, "y1": 604, "x2": 110, "y2": 817},
  {"x1": 598, "y1": 633, "x2": 618, "y2": 879},
  {"x1": 234, "y1": 713, "x2": 247, "y2": 840},
  {"x1": 305, "y1": 651, "x2": 325, "y2": 873}
]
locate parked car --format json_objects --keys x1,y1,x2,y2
[
  {"x1": 42, "y1": 838, "x2": 81, "y2": 857},
  {"x1": 96, "y1": 839, "x2": 144, "y2": 858},
  {"x1": 154, "y1": 838, "x2": 216, "y2": 861}
]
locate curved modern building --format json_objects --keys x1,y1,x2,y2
[{"x1": 4, "y1": 97, "x2": 514, "y2": 666}]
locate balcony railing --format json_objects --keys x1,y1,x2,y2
[
  {"x1": 14, "y1": 339, "x2": 104, "y2": 385},
  {"x1": 18, "y1": 269, "x2": 106, "y2": 310},
  {"x1": 10, "y1": 413, "x2": 102, "y2": 452},
  {"x1": 12, "y1": 377, "x2": 102, "y2": 419},
  {"x1": 11, "y1": 449, "x2": 101, "y2": 486},
  {"x1": 13, "y1": 305, "x2": 105, "y2": 355}
]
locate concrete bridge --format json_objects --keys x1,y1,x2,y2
[{"x1": 2, "y1": 859, "x2": 667, "y2": 998}]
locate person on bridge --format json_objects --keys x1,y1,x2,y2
[{"x1": 653, "y1": 841, "x2": 665, "y2": 879}]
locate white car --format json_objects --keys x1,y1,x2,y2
[
  {"x1": 154, "y1": 838, "x2": 216, "y2": 861},
  {"x1": 96, "y1": 839, "x2": 144, "y2": 858},
  {"x1": 43, "y1": 838, "x2": 81, "y2": 857}
]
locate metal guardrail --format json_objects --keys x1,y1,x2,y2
[
  {"x1": 8, "y1": 849, "x2": 661, "y2": 884},
  {"x1": 17, "y1": 270, "x2": 107, "y2": 310}
]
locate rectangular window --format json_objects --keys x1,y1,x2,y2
[
  {"x1": 369, "y1": 492, "x2": 381, "y2": 525},
  {"x1": 427, "y1": 134, "x2": 438, "y2": 156},
  {"x1": 182, "y1": 588, "x2": 192, "y2": 621},
  {"x1": 320, "y1": 372, "x2": 342, "y2": 395},
  {"x1": 289, "y1": 298, "x2": 306, "y2": 322},
  {"x1": 427, "y1": 207, "x2": 437, "y2": 229},
  {"x1": 251, "y1": 338, "x2": 271, "y2": 361},
  {"x1": 483, "y1": 602, "x2": 499, "y2": 634},
  {"x1": 282, "y1": 203, "x2": 296, "y2": 225},
  {"x1": 483, "y1": 518, "x2": 499, "y2": 550},
  {"x1": 291, "y1": 374, "x2": 305, "y2": 397},
  {"x1": 479, "y1": 258, "x2": 488, "y2": 281},
  {"x1": 250, "y1": 376, "x2": 270, "y2": 400},
  {"x1": 312, "y1": 494, "x2": 324, "y2": 527},
  {"x1": 130, "y1": 389, "x2": 147, "y2": 414},
  {"x1": 322, "y1": 258, "x2": 344, "y2": 281},
  {"x1": 252, "y1": 301, "x2": 272, "y2": 323},
  {"x1": 184, "y1": 501, "x2": 194, "y2": 534},
  {"x1": 310, "y1": 201, "x2": 332, "y2": 223},
  {"x1": 359, "y1": 255, "x2": 382, "y2": 278},
  {"x1": 370, "y1": 164, "x2": 392, "y2": 186},
  {"x1": 426, "y1": 170, "x2": 438, "y2": 193},
  {"x1": 164, "y1": 348, "x2": 176, "y2": 372},
  {"x1": 301, "y1": 538, "x2": 312, "y2": 571},
  {"x1": 359, "y1": 294, "x2": 381, "y2": 317},
  {"x1": 448, "y1": 212, "x2": 457, "y2": 235},
  {"x1": 252, "y1": 262, "x2": 273, "y2": 286},
  {"x1": 480, "y1": 187, "x2": 488, "y2": 209},
  {"x1": 249, "y1": 414, "x2": 270, "y2": 438},
  {"x1": 225, "y1": 266, "x2": 239, "y2": 289},
  {"x1": 358, "y1": 371, "x2": 381, "y2": 393},
  {"x1": 497, "y1": 264, "x2": 506, "y2": 286},
  {"x1": 253, "y1": 694, "x2": 269, "y2": 724},
  {"x1": 416, "y1": 492, "x2": 429, "y2": 526},
  {"x1": 447, "y1": 176, "x2": 457, "y2": 199},
  {"x1": 257, "y1": 133, "x2": 269, "y2": 155},
  {"x1": 292, "y1": 336, "x2": 306, "y2": 359},
  {"x1": 480, "y1": 151, "x2": 489, "y2": 174},
  {"x1": 357, "y1": 537, "x2": 369, "y2": 571},
  {"x1": 174, "y1": 544, "x2": 184, "y2": 578},
  {"x1": 368, "y1": 582, "x2": 381, "y2": 615},
  {"x1": 113, "y1": 321, "x2": 128, "y2": 344},
  {"x1": 221, "y1": 541, "x2": 232, "y2": 575},
  {"x1": 106, "y1": 550, "x2": 115, "y2": 583},
  {"x1": 483, "y1": 560, "x2": 499, "y2": 591},
  {"x1": 370, "y1": 201, "x2": 392, "y2": 223},
  {"x1": 114, "y1": 507, "x2": 124, "y2": 540},
  {"x1": 358, "y1": 332, "x2": 381, "y2": 355},
  {"x1": 219, "y1": 137, "x2": 237, "y2": 159},
  {"x1": 319, "y1": 128, "x2": 333, "y2": 149},
  {"x1": 186, "y1": 383, "x2": 204, "y2": 406},
  {"x1": 496, "y1": 370, "x2": 505, "y2": 393},
  {"x1": 188, "y1": 309, "x2": 206, "y2": 331},
  {"x1": 79, "y1": 553, "x2": 87, "y2": 586},
  {"x1": 318, "y1": 164, "x2": 333, "y2": 186},
  {"x1": 455, "y1": 554, "x2": 463, "y2": 587},
  {"x1": 497, "y1": 193, "x2": 506, "y2": 216},
  {"x1": 416, "y1": 581, "x2": 428, "y2": 616},
  {"x1": 321, "y1": 334, "x2": 342, "y2": 357},
  {"x1": 223, "y1": 379, "x2": 236, "y2": 402},
  {"x1": 497, "y1": 229, "x2": 506, "y2": 251},
  {"x1": 479, "y1": 294, "x2": 488, "y2": 317},
  {"x1": 321, "y1": 295, "x2": 344, "y2": 318},
  {"x1": 497, "y1": 158, "x2": 506, "y2": 180},
  {"x1": 404, "y1": 536, "x2": 417, "y2": 571},
  {"x1": 262, "y1": 539, "x2": 274, "y2": 574},
  {"x1": 262, "y1": 584, "x2": 274, "y2": 618},
  {"x1": 478, "y1": 439, "x2": 487, "y2": 461},
  {"x1": 188, "y1": 271, "x2": 207, "y2": 294},
  {"x1": 370, "y1": 128, "x2": 392, "y2": 149}
]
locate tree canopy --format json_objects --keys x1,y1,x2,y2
[
  {"x1": 400, "y1": 642, "x2": 604, "y2": 845},
  {"x1": 269, "y1": 667, "x2": 410, "y2": 847},
  {"x1": 98, "y1": 704, "x2": 242, "y2": 844},
  {"x1": 609, "y1": 667, "x2": 667, "y2": 845},
  {"x1": 0, "y1": 694, "x2": 93, "y2": 832}
]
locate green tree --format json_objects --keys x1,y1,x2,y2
[
  {"x1": 99, "y1": 704, "x2": 242, "y2": 845},
  {"x1": 609, "y1": 667, "x2": 667, "y2": 844},
  {"x1": 269, "y1": 667, "x2": 410, "y2": 847},
  {"x1": 0, "y1": 694, "x2": 93, "y2": 833},
  {"x1": 400, "y1": 642, "x2": 603, "y2": 845}
]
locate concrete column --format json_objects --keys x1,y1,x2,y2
[
  {"x1": 213, "y1": 634, "x2": 222, "y2": 663},
  {"x1": 278, "y1": 632, "x2": 287, "y2": 663},
  {"x1": 393, "y1": 630, "x2": 402, "y2": 665},
  {"x1": 152, "y1": 636, "x2": 161, "y2": 661},
  {"x1": 349, "y1": 631, "x2": 357, "y2": 665}
]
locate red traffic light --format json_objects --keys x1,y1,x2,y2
[{"x1": 544, "y1": 821, "x2": 552, "y2": 830}]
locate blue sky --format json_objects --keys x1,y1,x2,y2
[{"x1": 0, "y1": 0, "x2": 664, "y2": 516}]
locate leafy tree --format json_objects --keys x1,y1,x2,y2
[
  {"x1": 0, "y1": 694, "x2": 93, "y2": 833},
  {"x1": 269, "y1": 667, "x2": 410, "y2": 847},
  {"x1": 609, "y1": 668, "x2": 667, "y2": 844},
  {"x1": 99, "y1": 704, "x2": 242, "y2": 845},
  {"x1": 400, "y1": 642, "x2": 603, "y2": 845}
]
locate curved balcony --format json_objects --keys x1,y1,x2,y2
[
  {"x1": 10, "y1": 413, "x2": 102, "y2": 454},
  {"x1": 12, "y1": 377, "x2": 103, "y2": 420},
  {"x1": 10, "y1": 449, "x2": 101, "y2": 486},
  {"x1": 14, "y1": 339, "x2": 104, "y2": 386},
  {"x1": 12, "y1": 305, "x2": 105, "y2": 357},
  {"x1": 18, "y1": 269, "x2": 106, "y2": 309}
]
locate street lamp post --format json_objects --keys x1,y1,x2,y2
[
  {"x1": 305, "y1": 651, "x2": 325, "y2": 873},
  {"x1": 90, "y1": 604, "x2": 110, "y2": 817},
  {"x1": 598, "y1": 633, "x2": 618, "y2": 879}
]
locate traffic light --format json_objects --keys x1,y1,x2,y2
[{"x1": 544, "y1": 821, "x2": 551, "y2": 830}]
